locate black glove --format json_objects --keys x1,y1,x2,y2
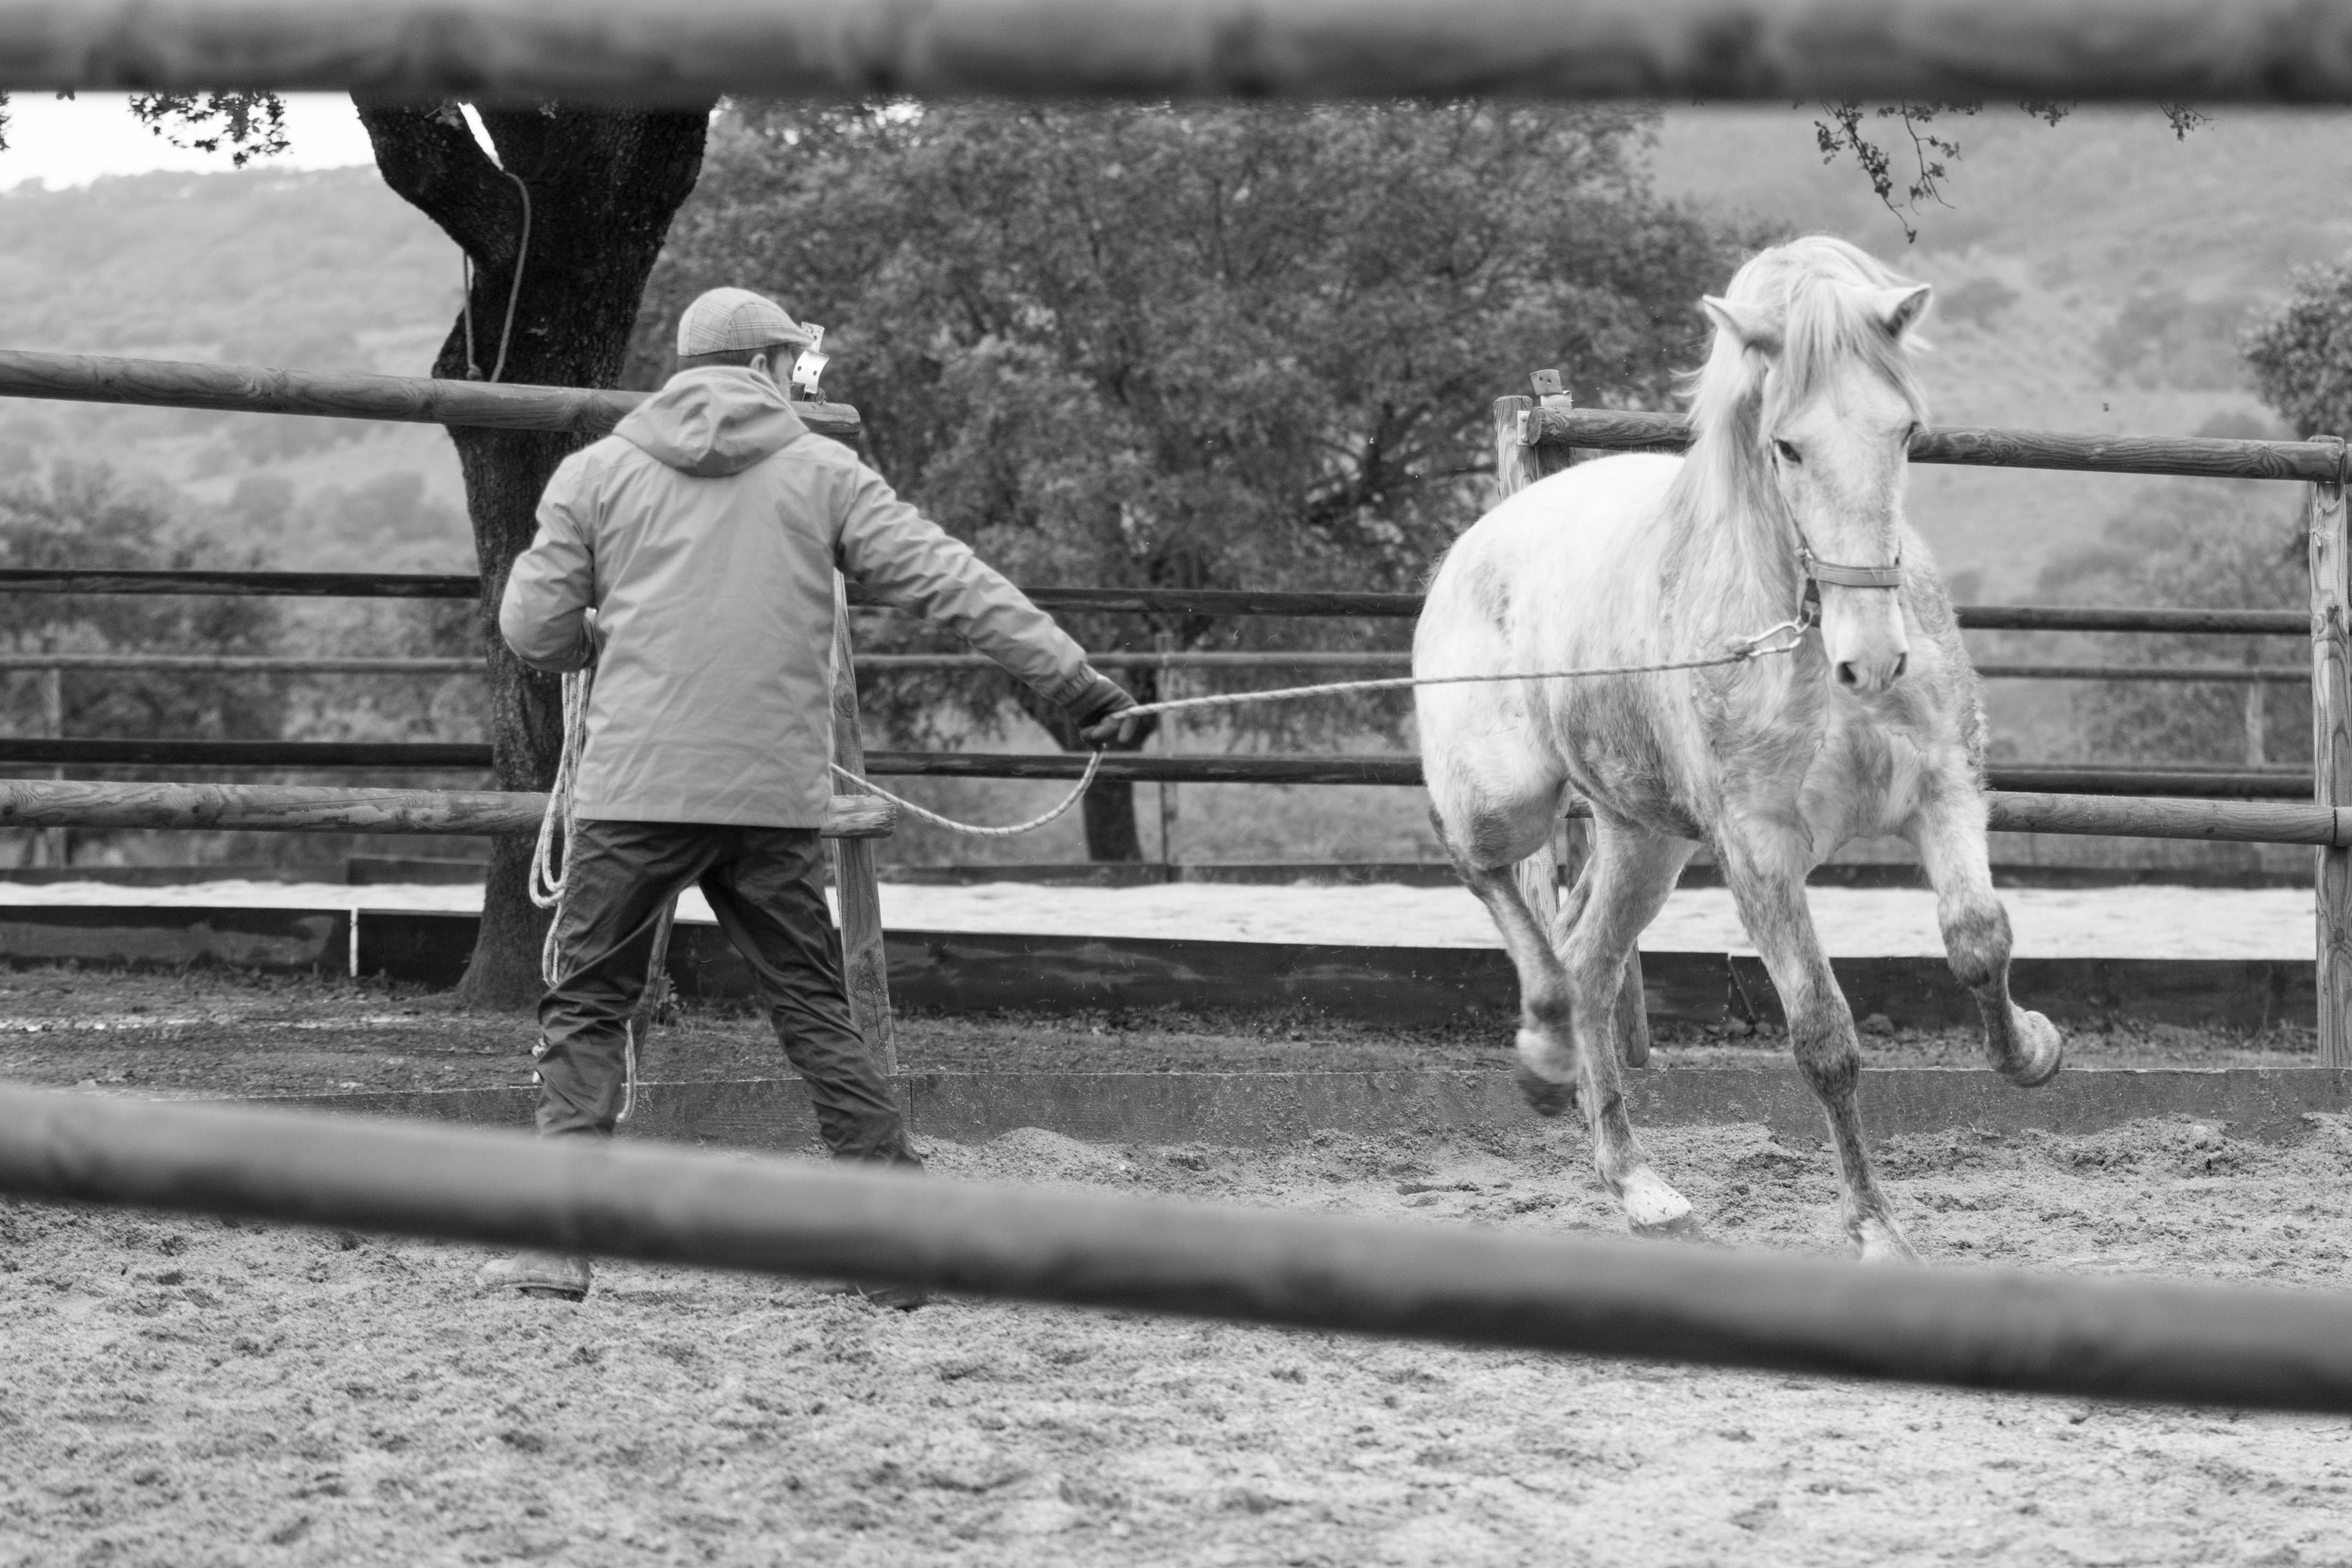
[{"x1": 1069, "y1": 668, "x2": 1142, "y2": 746}]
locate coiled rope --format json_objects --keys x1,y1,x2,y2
[
  {"x1": 829, "y1": 612, "x2": 1814, "y2": 836},
  {"x1": 530, "y1": 662, "x2": 673, "y2": 1123}
]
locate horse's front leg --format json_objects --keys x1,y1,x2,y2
[
  {"x1": 1902, "y1": 777, "x2": 2064, "y2": 1087},
  {"x1": 1717, "y1": 810, "x2": 1918, "y2": 1262}
]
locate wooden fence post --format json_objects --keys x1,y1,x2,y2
[
  {"x1": 829, "y1": 575, "x2": 897, "y2": 1076},
  {"x1": 1490, "y1": 372, "x2": 1651, "y2": 1063},
  {"x1": 1154, "y1": 630, "x2": 1180, "y2": 879},
  {"x1": 38, "y1": 666, "x2": 64, "y2": 870},
  {"x1": 2312, "y1": 467, "x2": 2351, "y2": 1067}
]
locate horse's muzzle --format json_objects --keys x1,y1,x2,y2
[{"x1": 1834, "y1": 650, "x2": 1909, "y2": 693}]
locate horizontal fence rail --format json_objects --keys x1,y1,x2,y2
[
  {"x1": 0, "y1": 569, "x2": 478, "y2": 599},
  {"x1": 0, "y1": 350, "x2": 861, "y2": 442},
  {"x1": 0, "y1": 777, "x2": 2334, "y2": 845},
  {"x1": 1985, "y1": 793, "x2": 2349, "y2": 846},
  {"x1": 0, "y1": 744, "x2": 2316, "y2": 799},
  {"x1": 9, "y1": 1087, "x2": 2352, "y2": 1413},
  {"x1": 0, "y1": 739, "x2": 494, "y2": 769},
  {"x1": 13, "y1": 0, "x2": 2352, "y2": 108},
  {"x1": 0, "y1": 780, "x2": 893, "y2": 838},
  {"x1": 858, "y1": 753, "x2": 2323, "y2": 801},
  {"x1": 1527, "y1": 405, "x2": 2350, "y2": 483},
  {"x1": 0, "y1": 567, "x2": 2306, "y2": 636},
  {"x1": 1, "y1": 650, "x2": 2308, "y2": 684},
  {"x1": 0, "y1": 654, "x2": 481, "y2": 674},
  {"x1": 1972, "y1": 663, "x2": 2309, "y2": 685}
]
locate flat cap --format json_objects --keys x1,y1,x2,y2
[{"x1": 676, "y1": 287, "x2": 812, "y2": 356}]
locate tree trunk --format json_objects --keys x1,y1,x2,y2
[{"x1": 355, "y1": 100, "x2": 709, "y2": 1009}]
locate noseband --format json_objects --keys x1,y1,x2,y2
[{"x1": 1795, "y1": 539, "x2": 1903, "y2": 622}]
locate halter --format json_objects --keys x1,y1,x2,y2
[{"x1": 1795, "y1": 538, "x2": 1904, "y2": 620}]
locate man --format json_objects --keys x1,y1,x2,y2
[{"x1": 478, "y1": 287, "x2": 1136, "y2": 1302}]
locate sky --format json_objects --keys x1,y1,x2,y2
[{"x1": 0, "y1": 92, "x2": 376, "y2": 188}]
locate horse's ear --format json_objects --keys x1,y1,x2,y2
[
  {"x1": 1702, "y1": 295, "x2": 1779, "y2": 356},
  {"x1": 1871, "y1": 284, "x2": 1934, "y2": 339}
]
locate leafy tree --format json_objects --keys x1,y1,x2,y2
[
  {"x1": 1, "y1": 91, "x2": 709, "y2": 1008},
  {"x1": 635, "y1": 100, "x2": 1749, "y2": 859},
  {"x1": 2245, "y1": 260, "x2": 2352, "y2": 439}
]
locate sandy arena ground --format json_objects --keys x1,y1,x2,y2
[
  {"x1": 6, "y1": 1115, "x2": 2352, "y2": 1567},
  {"x1": 0, "y1": 967, "x2": 2320, "y2": 1096},
  {"x1": 0, "y1": 968, "x2": 2347, "y2": 1564},
  {"x1": 0, "y1": 877, "x2": 2323, "y2": 958}
]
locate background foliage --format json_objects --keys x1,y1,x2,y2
[{"x1": 632, "y1": 100, "x2": 1753, "y2": 755}]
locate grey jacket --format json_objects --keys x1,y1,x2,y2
[{"x1": 500, "y1": 366, "x2": 1095, "y2": 826}]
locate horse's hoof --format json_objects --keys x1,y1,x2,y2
[
  {"x1": 1632, "y1": 1210, "x2": 1709, "y2": 1242},
  {"x1": 1619, "y1": 1166, "x2": 1698, "y2": 1238},
  {"x1": 1514, "y1": 1061, "x2": 1577, "y2": 1118},
  {"x1": 1856, "y1": 1221, "x2": 1924, "y2": 1266},
  {"x1": 2000, "y1": 1009, "x2": 2064, "y2": 1088}
]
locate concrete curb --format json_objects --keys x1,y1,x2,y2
[
  {"x1": 254, "y1": 1066, "x2": 2352, "y2": 1152},
  {"x1": 358, "y1": 911, "x2": 2312, "y2": 1031},
  {"x1": 0, "y1": 903, "x2": 2316, "y2": 1031}
]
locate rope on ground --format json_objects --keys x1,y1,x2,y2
[{"x1": 827, "y1": 615, "x2": 1812, "y2": 837}]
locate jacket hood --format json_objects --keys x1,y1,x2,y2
[{"x1": 614, "y1": 366, "x2": 809, "y2": 478}]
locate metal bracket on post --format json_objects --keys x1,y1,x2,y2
[{"x1": 1525, "y1": 368, "x2": 1576, "y2": 461}]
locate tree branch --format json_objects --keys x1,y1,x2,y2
[{"x1": 351, "y1": 99, "x2": 516, "y2": 263}]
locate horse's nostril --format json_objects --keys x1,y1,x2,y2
[
  {"x1": 1891, "y1": 653, "x2": 1909, "y2": 681},
  {"x1": 1834, "y1": 662, "x2": 1859, "y2": 687}
]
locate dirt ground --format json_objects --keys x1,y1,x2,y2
[
  {"x1": 0, "y1": 963, "x2": 2321, "y2": 1099},
  {"x1": 4, "y1": 965, "x2": 2351, "y2": 1566}
]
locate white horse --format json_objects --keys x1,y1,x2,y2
[{"x1": 1415, "y1": 235, "x2": 2061, "y2": 1263}]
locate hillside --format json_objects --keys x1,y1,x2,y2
[
  {"x1": 1646, "y1": 106, "x2": 2352, "y2": 599},
  {"x1": 0, "y1": 166, "x2": 471, "y2": 570},
  {"x1": 6, "y1": 113, "x2": 2351, "y2": 595}
]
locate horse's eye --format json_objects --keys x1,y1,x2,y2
[{"x1": 1772, "y1": 439, "x2": 1801, "y2": 466}]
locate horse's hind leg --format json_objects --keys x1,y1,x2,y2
[
  {"x1": 1717, "y1": 812, "x2": 1917, "y2": 1262},
  {"x1": 1903, "y1": 783, "x2": 2063, "y2": 1087},
  {"x1": 1558, "y1": 817, "x2": 1698, "y2": 1231},
  {"x1": 1553, "y1": 831, "x2": 1654, "y2": 1069},
  {"x1": 1441, "y1": 804, "x2": 1696, "y2": 1238}
]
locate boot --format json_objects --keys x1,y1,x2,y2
[{"x1": 477, "y1": 1252, "x2": 593, "y2": 1302}]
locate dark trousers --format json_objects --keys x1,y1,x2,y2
[{"x1": 533, "y1": 818, "x2": 915, "y2": 1164}]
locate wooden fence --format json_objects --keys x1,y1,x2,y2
[
  {"x1": 7, "y1": 0, "x2": 2352, "y2": 1406},
  {"x1": 9, "y1": 1082, "x2": 2352, "y2": 1413},
  {"x1": 0, "y1": 648, "x2": 2315, "y2": 684},
  {"x1": 7, "y1": 0, "x2": 2352, "y2": 107},
  {"x1": 0, "y1": 345, "x2": 2343, "y2": 1058}
]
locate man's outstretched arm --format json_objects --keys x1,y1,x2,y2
[{"x1": 831, "y1": 461, "x2": 1136, "y2": 739}]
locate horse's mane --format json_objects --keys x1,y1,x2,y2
[{"x1": 1667, "y1": 237, "x2": 1929, "y2": 599}]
